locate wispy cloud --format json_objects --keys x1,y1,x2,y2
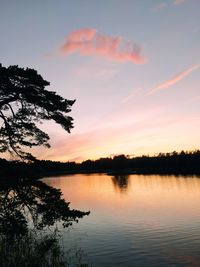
[
  {"x1": 121, "y1": 88, "x2": 141, "y2": 104},
  {"x1": 148, "y1": 64, "x2": 200, "y2": 95},
  {"x1": 38, "y1": 112, "x2": 187, "y2": 162},
  {"x1": 60, "y1": 28, "x2": 146, "y2": 64}
]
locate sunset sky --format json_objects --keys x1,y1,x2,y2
[{"x1": 0, "y1": 0, "x2": 200, "y2": 162}]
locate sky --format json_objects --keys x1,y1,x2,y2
[{"x1": 0, "y1": 0, "x2": 200, "y2": 162}]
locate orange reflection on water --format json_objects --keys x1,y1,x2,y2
[{"x1": 43, "y1": 174, "x2": 200, "y2": 226}]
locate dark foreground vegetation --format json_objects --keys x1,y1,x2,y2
[
  {"x1": 1, "y1": 150, "x2": 200, "y2": 179},
  {"x1": 0, "y1": 178, "x2": 90, "y2": 267},
  {"x1": 0, "y1": 230, "x2": 90, "y2": 267}
]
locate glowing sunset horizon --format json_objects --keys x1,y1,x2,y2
[{"x1": 1, "y1": 0, "x2": 200, "y2": 162}]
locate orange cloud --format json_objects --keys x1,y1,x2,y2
[
  {"x1": 60, "y1": 28, "x2": 146, "y2": 64},
  {"x1": 148, "y1": 64, "x2": 200, "y2": 95}
]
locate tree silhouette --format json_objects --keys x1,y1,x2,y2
[{"x1": 0, "y1": 63, "x2": 75, "y2": 160}]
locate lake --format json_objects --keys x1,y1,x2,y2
[{"x1": 42, "y1": 174, "x2": 200, "y2": 267}]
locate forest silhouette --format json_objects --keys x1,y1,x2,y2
[{"x1": 1, "y1": 150, "x2": 200, "y2": 180}]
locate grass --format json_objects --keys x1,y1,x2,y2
[{"x1": 0, "y1": 230, "x2": 90, "y2": 267}]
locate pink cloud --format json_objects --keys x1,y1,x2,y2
[
  {"x1": 148, "y1": 64, "x2": 200, "y2": 95},
  {"x1": 60, "y1": 28, "x2": 146, "y2": 64},
  {"x1": 38, "y1": 107, "x2": 181, "y2": 162}
]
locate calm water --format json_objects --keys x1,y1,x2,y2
[{"x1": 42, "y1": 174, "x2": 200, "y2": 267}]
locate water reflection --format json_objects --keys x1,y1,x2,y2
[
  {"x1": 43, "y1": 174, "x2": 200, "y2": 267},
  {"x1": 111, "y1": 175, "x2": 130, "y2": 193},
  {"x1": 0, "y1": 179, "x2": 89, "y2": 237},
  {"x1": 0, "y1": 179, "x2": 90, "y2": 267}
]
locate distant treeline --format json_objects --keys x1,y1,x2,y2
[{"x1": 1, "y1": 150, "x2": 200, "y2": 179}]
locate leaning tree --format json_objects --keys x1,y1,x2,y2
[{"x1": 0, "y1": 64, "x2": 75, "y2": 160}]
